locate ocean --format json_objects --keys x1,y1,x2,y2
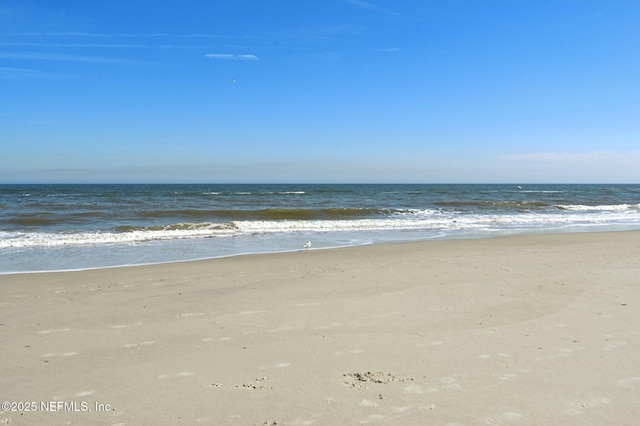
[{"x1": 1, "y1": 183, "x2": 639, "y2": 274}]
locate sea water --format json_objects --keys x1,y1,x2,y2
[{"x1": 1, "y1": 183, "x2": 639, "y2": 274}]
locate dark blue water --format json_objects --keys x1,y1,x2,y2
[{"x1": 1, "y1": 184, "x2": 639, "y2": 273}]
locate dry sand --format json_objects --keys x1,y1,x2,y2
[{"x1": 1, "y1": 231, "x2": 639, "y2": 425}]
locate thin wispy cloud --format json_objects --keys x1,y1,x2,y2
[
  {"x1": 0, "y1": 42, "x2": 220, "y2": 49},
  {"x1": 0, "y1": 52, "x2": 142, "y2": 64},
  {"x1": 499, "y1": 151, "x2": 640, "y2": 164},
  {"x1": 205, "y1": 54, "x2": 258, "y2": 61},
  {"x1": 7, "y1": 32, "x2": 246, "y2": 39},
  {"x1": 0, "y1": 32, "x2": 251, "y2": 50},
  {"x1": 0, "y1": 66, "x2": 56, "y2": 80},
  {"x1": 341, "y1": 0, "x2": 399, "y2": 16}
]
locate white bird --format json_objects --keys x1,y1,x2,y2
[{"x1": 303, "y1": 241, "x2": 311, "y2": 250}]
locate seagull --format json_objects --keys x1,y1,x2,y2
[{"x1": 303, "y1": 241, "x2": 311, "y2": 250}]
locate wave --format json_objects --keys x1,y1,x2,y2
[
  {"x1": 201, "y1": 190, "x2": 305, "y2": 196},
  {"x1": 4, "y1": 211, "x2": 110, "y2": 227},
  {"x1": 3, "y1": 206, "x2": 639, "y2": 249},
  {"x1": 555, "y1": 204, "x2": 640, "y2": 212},
  {"x1": 0, "y1": 222, "x2": 241, "y2": 248},
  {"x1": 112, "y1": 222, "x2": 239, "y2": 233},
  {"x1": 433, "y1": 200, "x2": 552, "y2": 210},
  {"x1": 3, "y1": 203, "x2": 639, "y2": 232},
  {"x1": 6, "y1": 216, "x2": 63, "y2": 227},
  {"x1": 1, "y1": 207, "x2": 396, "y2": 228},
  {"x1": 135, "y1": 208, "x2": 394, "y2": 221}
]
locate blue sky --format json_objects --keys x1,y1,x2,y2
[{"x1": 1, "y1": 0, "x2": 639, "y2": 183}]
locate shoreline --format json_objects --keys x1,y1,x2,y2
[
  {"x1": 3, "y1": 227, "x2": 639, "y2": 276},
  {"x1": 2, "y1": 230, "x2": 639, "y2": 424}
]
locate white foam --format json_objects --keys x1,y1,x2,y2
[
  {"x1": 2, "y1": 205, "x2": 639, "y2": 250},
  {"x1": 557, "y1": 203, "x2": 640, "y2": 212},
  {"x1": 0, "y1": 224, "x2": 238, "y2": 248}
]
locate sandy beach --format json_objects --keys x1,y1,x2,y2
[{"x1": 1, "y1": 231, "x2": 639, "y2": 425}]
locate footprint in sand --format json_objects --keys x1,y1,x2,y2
[
  {"x1": 112, "y1": 322, "x2": 143, "y2": 329},
  {"x1": 536, "y1": 355, "x2": 555, "y2": 361},
  {"x1": 335, "y1": 349, "x2": 365, "y2": 356},
  {"x1": 393, "y1": 405, "x2": 415, "y2": 414},
  {"x1": 312, "y1": 321, "x2": 353, "y2": 330},
  {"x1": 566, "y1": 397, "x2": 610, "y2": 415},
  {"x1": 474, "y1": 329, "x2": 499, "y2": 336},
  {"x1": 439, "y1": 376, "x2": 461, "y2": 390},
  {"x1": 266, "y1": 326, "x2": 294, "y2": 333},
  {"x1": 481, "y1": 412, "x2": 524, "y2": 423},
  {"x1": 558, "y1": 348, "x2": 575, "y2": 357},
  {"x1": 259, "y1": 362, "x2": 291, "y2": 370},
  {"x1": 404, "y1": 384, "x2": 439, "y2": 394},
  {"x1": 239, "y1": 309, "x2": 267, "y2": 315},
  {"x1": 42, "y1": 352, "x2": 78, "y2": 358},
  {"x1": 158, "y1": 371, "x2": 195, "y2": 380},
  {"x1": 295, "y1": 302, "x2": 320, "y2": 307},
  {"x1": 37, "y1": 328, "x2": 70, "y2": 335},
  {"x1": 359, "y1": 399, "x2": 378, "y2": 407},
  {"x1": 499, "y1": 373, "x2": 517, "y2": 381},
  {"x1": 497, "y1": 412, "x2": 524, "y2": 421},
  {"x1": 616, "y1": 377, "x2": 640, "y2": 389},
  {"x1": 478, "y1": 352, "x2": 511, "y2": 360},
  {"x1": 123, "y1": 341, "x2": 155, "y2": 348},
  {"x1": 360, "y1": 414, "x2": 385, "y2": 424},
  {"x1": 604, "y1": 341, "x2": 626, "y2": 351}
]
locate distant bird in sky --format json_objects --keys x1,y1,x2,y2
[{"x1": 303, "y1": 241, "x2": 311, "y2": 250}]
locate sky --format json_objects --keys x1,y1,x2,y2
[{"x1": 1, "y1": 0, "x2": 639, "y2": 184}]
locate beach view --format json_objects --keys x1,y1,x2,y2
[{"x1": 1, "y1": 1, "x2": 639, "y2": 425}]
